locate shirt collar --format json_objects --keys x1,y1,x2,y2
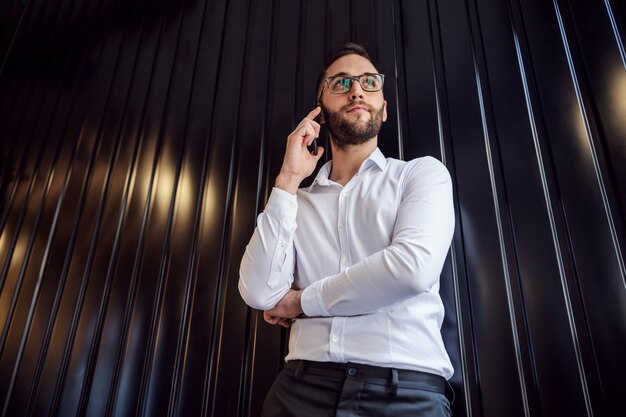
[{"x1": 310, "y1": 147, "x2": 387, "y2": 188}]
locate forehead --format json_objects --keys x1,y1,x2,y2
[{"x1": 326, "y1": 54, "x2": 378, "y2": 77}]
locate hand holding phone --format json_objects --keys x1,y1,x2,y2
[{"x1": 275, "y1": 107, "x2": 325, "y2": 194}]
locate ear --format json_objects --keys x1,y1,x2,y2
[{"x1": 382, "y1": 100, "x2": 388, "y2": 122}]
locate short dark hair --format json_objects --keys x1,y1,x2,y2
[{"x1": 316, "y1": 42, "x2": 377, "y2": 103}]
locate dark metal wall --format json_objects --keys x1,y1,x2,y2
[{"x1": 1, "y1": 0, "x2": 624, "y2": 416}]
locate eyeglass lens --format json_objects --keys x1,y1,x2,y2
[{"x1": 328, "y1": 74, "x2": 383, "y2": 93}]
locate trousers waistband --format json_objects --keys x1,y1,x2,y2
[{"x1": 284, "y1": 360, "x2": 446, "y2": 396}]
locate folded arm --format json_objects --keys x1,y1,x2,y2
[
  {"x1": 238, "y1": 188, "x2": 298, "y2": 311},
  {"x1": 299, "y1": 158, "x2": 455, "y2": 317}
]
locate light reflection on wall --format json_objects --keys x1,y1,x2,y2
[
  {"x1": 201, "y1": 177, "x2": 217, "y2": 234},
  {"x1": 175, "y1": 168, "x2": 194, "y2": 217},
  {"x1": 132, "y1": 142, "x2": 197, "y2": 228},
  {"x1": 155, "y1": 159, "x2": 176, "y2": 214},
  {"x1": 610, "y1": 67, "x2": 626, "y2": 135}
]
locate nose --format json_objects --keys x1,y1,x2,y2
[{"x1": 349, "y1": 79, "x2": 365, "y2": 100}]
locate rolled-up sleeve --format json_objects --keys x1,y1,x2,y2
[{"x1": 239, "y1": 187, "x2": 298, "y2": 310}]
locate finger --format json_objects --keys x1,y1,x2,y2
[
  {"x1": 305, "y1": 106, "x2": 322, "y2": 121},
  {"x1": 278, "y1": 318, "x2": 292, "y2": 328},
  {"x1": 264, "y1": 312, "x2": 278, "y2": 325},
  {"x1": 294, "y1": 117, "x2": 321, "y2": 138},
  {"x1": 291, "y1": 124, "x2": 317, "y2": 143}
]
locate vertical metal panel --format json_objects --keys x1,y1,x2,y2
[{"x1": 1, "y1": 0, "x2": 624, "y2": 416}]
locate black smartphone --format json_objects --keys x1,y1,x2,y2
[{"x1": 311, "y1": 112, "x2": 323, "y2": 155}]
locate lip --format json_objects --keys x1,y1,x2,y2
[{"x1": 346, "y1": 105, "x2": 369, "y2": 113}]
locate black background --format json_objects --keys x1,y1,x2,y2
[{"x1": 1, "y1": 0, "x2": 625, "y2": 416}]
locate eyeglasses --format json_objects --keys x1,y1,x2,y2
[{"x1": 322, "y1": 73, "x2": 385, "y2": 94}]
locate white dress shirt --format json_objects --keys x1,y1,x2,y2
[{"x1": 239, "y1": 148, "x2": 455, "y2": 379}]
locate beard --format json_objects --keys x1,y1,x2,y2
[{"x1": 320, "y1": 101, "x2": 384, "y2": 151}]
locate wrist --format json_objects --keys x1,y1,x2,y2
[
  {"x1": 275, "y1": 172, "x2": 302, "y2": 195},
  {"x1": 294, "y1": 290, "x2": 304, "y2": 316}
]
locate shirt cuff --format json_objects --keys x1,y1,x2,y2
[
  {"x1": 265, "y1": 187, "x2": 298, "y2": 221},
  {"x1": 300, "y1": 280, "x2": 329, "y2": 317}
]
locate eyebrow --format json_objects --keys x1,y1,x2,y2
[{"x1": 326, "y1": 71, "x2": 379, "y2": 78}]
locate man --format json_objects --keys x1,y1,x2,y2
[{"x1": 239, "y1": 42, "x2": 454, "y2": 417}]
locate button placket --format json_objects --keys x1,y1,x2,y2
[
  {"x1": 337, "y1": 189, "x2": 351, "y2": 271},
  {"x1": 329, "y1": 317, "x2": 345, "y2": 362}
]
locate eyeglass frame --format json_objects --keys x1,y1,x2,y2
[{"x1": 319, "y1": 73, "x2": 386, "y2": 97}]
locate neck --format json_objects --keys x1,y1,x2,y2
[{"x1": 329, "y1": 138, "x2": 377, "y2": 186}]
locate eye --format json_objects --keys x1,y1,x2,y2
[
  {"x1": 329, "y1": 77, "x2": 351, "y2": 92},
  {"x1": 361, "y1": 75, "x2": 381, "y2": 90}
]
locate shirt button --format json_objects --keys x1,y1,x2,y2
[
  {"x1": 347, "y1": 367, "x2": 357, "y2": 376},
  {"x1": 331, "y1": 336, "x2": 338, "y2": 342}
]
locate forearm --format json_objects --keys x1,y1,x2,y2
[
  {"x1": 300, "y1": 231, "x2": 453, "y2": 316},
  {"x1": 238, "y1": 188, "x2": 297, "y2": 310}
]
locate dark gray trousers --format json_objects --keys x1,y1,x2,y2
[{"x1": 261, "y1": 361, "x2": 452, "y2": 417}]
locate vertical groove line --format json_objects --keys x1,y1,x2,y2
[
  {"x1": 0, "y1": 134, "x2": 35, "y2": 257},
  {"x1": 603, "y1": 0, "x2": 626, "y2": 68},
  {"x1": 0, "y1": 0, "x2": 48, "y2": 146},
  {"x1": 427, "y1": 0, "x2": 474, "y2": 415},
  {"x1": 464, "y1": 0, "x2": 531, "y2": 415},
  {"x1": 227, "y1": 2, "x2": 264, "y2": 416},
  {"x1": 1, "y1": 0, "x2": 106, "y2": 402},
  {"x1": 71, "y1": 3, "x2": 144, "y2": 414},
  {"x1": 95, "y1": 46, "x2": 150, "y2": 417},
  {"x1": 553, "y1": 0, "x2": 626, "y2": 292},
  {"x1": 167, "y1": 0, "x2": 212, "y2": 413},
  {"x1": 233, "y1": 1, "x2": 256, "y2": 414},
  {"x1": 207, "y1": 0, "x2": 253, "y2": 412},
  {"x1": 197, "y1": 0, "x2": 231, "y2": 414},
  {"x1": 103, "y1": 6, "x2": 171, "y2": 416},
  {"x1": 295, "y1": 0, "x2": 305, "y2": 121},
  {"x1": 510, "y1": 12, "x2": 594, "y2": 417},
  {"x1": 0, "y1": 0, "x2": 71, "y2": 293},
  {"x1": 135, "y1": 3, "x2": 189, "y2": 415},
  {"x1": 0, "y1": 0, "x2": 86, "y2": 359},
  {"x1": 1, "y1": 129, "x2": 73, "y2": 417},
  {"x1": 243, "y1": 308, "x2": 259, "y2": 417},
  {"x1": 472, "y1": 63, "x2": 531, "y2": 417},
  {"x1": 551, "y1": 0, "x2": 626, "y2": 414},
  {"x1": 0, "y1": 0, "x2": 27, "y2": 78},
  {"x1": 241, "y1": 1, "x2": 277, "y2": 411},
  {"x1": 0, "y1": 133, "x2": 46, "y2": 309},
  {"x1": 427, "y1": 0, "x2": 446, "y2": 165},
  {"x1": 390, "y1": 0, "x2": 403, "y2": 160},
  {"x1": 24, "y1": 2, "x2": 128, "y2": 412},
  {"x1": 137, "y1": 3, "x2": 186, "y2": 415},
  {"x1": 138, "y1": 246, "x2": 173, "y2": 417},
  {"x1": 0, "y1": 0, "x2": 44, "y2": 188},
  {"x1": 257, "y1": 0, "x2": 276, "y2": 214},
  {"x1": 0, "y1": 2, "x2": 29, "y2": 207}
]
